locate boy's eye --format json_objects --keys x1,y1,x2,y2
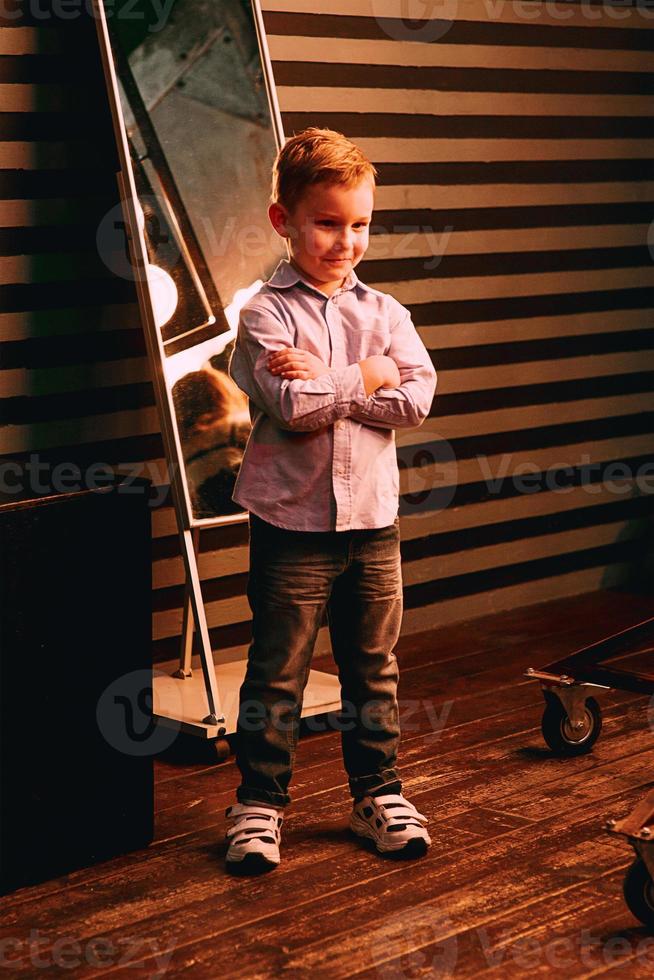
[{"x1": 316, "y1": 220, "x2": 369, "y2": 229}]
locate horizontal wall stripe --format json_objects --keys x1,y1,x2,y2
[
  {"x1": 435, "y1": 328, "x2": 654, "y2": 368},
  {"x1": 434, "y1": 390, "x2": 652, "y2": 435},
  {"x1": 0, "y1": 83, "x2": 103, "y2": 112},
  {"x1": 417, "y1": 411, "x2": 654, "y2": 461},
  {"x1": 0, "y1": 196, "x2": 119, "y2": 227},
  {"x1": 0, "y1": 168, "x2": 121, "y2": 197},
  {"x1": 1, "y1": 356, "x2": 149, "y2": 397},
  {"x1": 0, "y1": 140, "x2": 111, "y2": 170},
  {"x1": 0, "y1": 112, "x2": 118, "y2": 142},
  {"x1": 0, "y1": 303, "x2": 140, "y2": 341},
  {"x1": 373, "y1": 183, "x2": 654, "y2": 209},
  {"x1": 261, "y1": 2, "x2": 654, "y2": 34},
  {"x1": 376, "y1": 273, "x2": 654, "y2": 305},
  {"x1": 267, "y1": 34, "x2": 654, "y2": 71},
  {"x1": 0, "y1": 26, "x2": 67, "y2": 55},
  {"x1": 368, "y1": 226, "x2": 653, "y2": 260},
  {"x1": 0, "y1": 430, "x2": 164, "y2": 470},
  {"x1": 363, "y1": 246, "x2": 653, "y2": 283},
  {"x1": 0, "y1": 405, "x2": 161, "y2": 453},
  {"x1": 278, "y1": 85, "x2": 651, "y2": 116},
  {"x1": 0, "y1": 328, "x2": 146, "y2": 368},
  {"x1": 423, "y1": 309, "x2": 654, "y2": 347},
  {"x1": 400, "y1": 448, "x2": 654, "y2": 513},
  {"x1": 407, "y1": 537, "x2": 650, "y2": 608},
  {"x1": 0, "y1": 223, "x2": 116, "y2": 255},
  {"x1": 361, "y1": 139, "x2": 654, "y2": 161},
  {"x1": 0, "y1": 278, "x2": 139, "y2": 311},
  {"x1": 0, "y1": 8, "x2": 101, "y2": 33},
  {"x1": 0, "y1": 251, "x2": 128, "y2": 285},
  {"x1": 408, "y1": 287, "x2": 654, "y2": 326},
  {"x1": 261, "y1": 9, "x2": 654, "y2": 48},
  {"x1": 0, "y1": 382, "x2": 155, "y2": 424},
  {"x1": 438, "y1": 353, "x2": 654, "y2": 391},
  {"x1": 407, "y1": 480, "x2": 653, "y2": 540},
  {"x1": 364, "y1": 140, "x2": 654, "y2": 162},
  {"x1": 372, "y1": 203, "x2": 654, "y2": 232},
  {"x1": 372, "y1": 227, "x2": 654, "y2": 260},
  {"x1": 0, "y1": 52, "x2": 106, "y2": 82},
  {"x1": 280, "y1": 108, "x2": 654, "y2": 137},
  {"x1": 273, "y1": 61, "x2": 654, "y2": 94},
  {"x1": 429, "y1": 371, "x2": 654, "y2": 417}
]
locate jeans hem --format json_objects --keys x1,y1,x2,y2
[
  {"x1": 349, "y1": 771, "x2": 402, "y2": 801},
  {"x1": 237, "y1": 787, "x2": 290, "y2": 809}
]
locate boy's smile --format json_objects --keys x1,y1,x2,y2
[{"x1": 269, "y1": 179, "x2": 374, "y2": 298}]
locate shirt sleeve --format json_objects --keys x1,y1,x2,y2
[
  {"x1": 228, "y1": 303, "x2": 369, "y2": 431},
  {"x1": 346, "y1": 303, "x2": 437, "y2": 430}
]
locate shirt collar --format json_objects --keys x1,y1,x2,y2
[{"x1": 264, "y1": 257, "x2": 370, "y2": 298}]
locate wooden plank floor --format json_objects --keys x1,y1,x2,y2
[{"x1": 3, "y1": 588, "x2": 654, "y2": 979}]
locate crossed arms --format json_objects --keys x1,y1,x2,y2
[{"x1": 228, "y1": 303, "x2": 437, "y2": 432}]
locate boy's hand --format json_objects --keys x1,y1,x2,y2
[
  {"x1": 266, "y1": 347, "x2": 331, "y2": 381},
  {"x1": 359, "y1": 355, "x2": 401, "y2": 396}
]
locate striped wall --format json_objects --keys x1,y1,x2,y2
[
  {"x1": 261, "y1": 0, "x2": 654, "y2": 635},
  {"x1": 1, "y1": 2, "x2": 652, "y2": 674}
]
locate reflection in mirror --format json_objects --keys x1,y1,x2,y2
[{"x1": 108, "y1": 0, "x2": 286, "y2": 521}]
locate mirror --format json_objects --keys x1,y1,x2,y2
[{"x1": 107, "y1": 0, "x2": 286, "y2": 522}]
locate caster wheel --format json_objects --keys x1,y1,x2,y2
[
  {"x1": 623, "y1": 859, "x2": 654, "y2": 928},
  {"x1": 541, "y1": 695, "x2": 602, "y2": 756},
  {"x1": 213, "y1": 737, "x2": 233, "y2": 762}
]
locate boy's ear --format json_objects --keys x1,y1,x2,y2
[{"x1": 269, "y1": 202, "x2": 290, "y2": 238}]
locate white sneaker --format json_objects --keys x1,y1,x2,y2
[
  {"x1": 224, "y1": 801, "x2": 284, "y2": 874},
  {"x1": 350, "y1": 792, "x2": 431, "y2": 856}
]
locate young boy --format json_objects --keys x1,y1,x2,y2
[{"x1": 226, "y1": 127, "x2": 437, "y2": 874}]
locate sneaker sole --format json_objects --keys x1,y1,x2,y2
[
  {"x1": 349, "y1": 815, "x2": 430, "y2": 856},
  {"x1": 226, "y1": 852, "x2": 279, "y2": 875}
]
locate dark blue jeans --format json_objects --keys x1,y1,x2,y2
[{"x1": 235, "y1": 512, "x2": 404, "y2": 808}]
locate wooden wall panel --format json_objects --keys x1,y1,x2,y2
[
  {"x1": 256, "y1": 0, "x2": 654, "y2": 643},
  {"x1": 0, "y1": 3, "x2": 652, "y2": 671}
]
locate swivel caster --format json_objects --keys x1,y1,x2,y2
[
  {"x1": 623, "y1": 858, "x2": 654, "y2": 928},
  {"x1": 541, "y1": 693, "x2": 602, "y2": 756},
  {"x1": 213, "y1": 736, "x2": 234, "y2": 763}
]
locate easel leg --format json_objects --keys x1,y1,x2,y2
[
  {"x1": 179, "y1": 528, "x2": 225, "y2": 728},
  {"x1": 173, "y1": 528, "x2": 199, "y2": 679}
]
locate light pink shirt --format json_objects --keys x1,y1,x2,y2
[{"x1": 228, "y1": 258, "x2": 437, "y2": 531}]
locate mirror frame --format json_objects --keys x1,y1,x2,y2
[{"x1": 94, "y1": 0, "x2": 287, "y2": 532}]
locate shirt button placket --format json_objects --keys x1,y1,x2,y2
[{"x1": 327, "y1": 293, "x2": 351, "y2": 529}]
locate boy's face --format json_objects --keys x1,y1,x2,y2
[{"x1": 269, "y1": 178, "x2": 374, "y2": 295}]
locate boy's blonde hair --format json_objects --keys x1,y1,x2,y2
[{"x1": 271, "y1": 127, "x2": 378, "y2": 214}]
